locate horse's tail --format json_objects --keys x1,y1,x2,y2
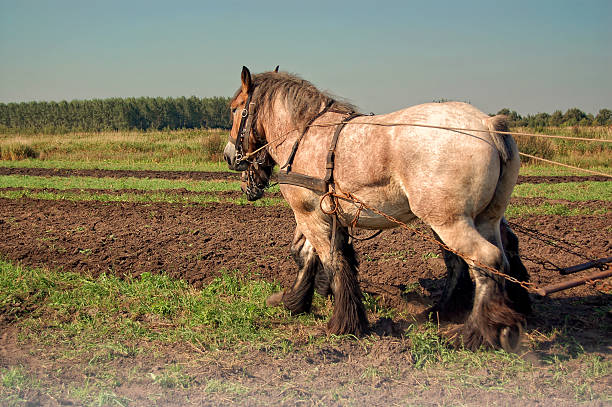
[
  {"x1": 477, "y1": 113, "x2": 520, "y2": 221},
  {"x1": 483, "y1": 115, "x2": 513, "y2": 163}
]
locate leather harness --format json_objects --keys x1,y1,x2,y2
[
  {"x1": 277, "y1": 109, "x2": 363, "y2": 195},
  {"x1": 232, "y1": 92, "x2": 381, "y2": 248},
  {"x1": 232, "y1": 88, "x2": 361, "y2": 196}
]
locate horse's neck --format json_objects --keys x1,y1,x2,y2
[
  {"x1": 262, "y1": 117, "x2": 301, "y2": 166},
  {"x1": 262, "y1": 100, "x2": 335, "y2": 167}
]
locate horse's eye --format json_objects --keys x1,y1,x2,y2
[{"x1": 231, "y1": 108, "x2": 237, "y2": 114}]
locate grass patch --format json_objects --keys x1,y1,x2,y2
[
  {"x1": 0, "y1": 158, "x2": 228, "y2": 172},
  {"x1": 514, "y1": 126, "x2": 612, "y2": 168},
  {"x1": 512, "y1": 181, "x2": 612, "y2": 201},
  {"x1": 0, "y1": 366, "x2": 41, "y2": 407},
  {"x1": 1, "y1": 258, "x2": 610, "y2": 404},
  {"x1": 505, "y1": 203, "x2": 607, "y2": 218},
  {"x1": 519, "y1": 164, "x2": 611, "y2": 177},
  {"x1": 0, "y1": 174, "x2": 242, "y2": 192},
  {"x1": 0, "y1": 129, "x2": 230, "y2": 169},
  {"x1": 1, "y1": 127, "x2": 608, "y2": 176},
  {"x1": 0, "y1": 143, "x2": 39, "y2": 161},
  {"x1": 149, "y1": 364, "x2": 194, "y2": 389},
  {"x1": 0, "y1": 188, "x2": 284, "y2": 207},
  {"x1": 204, "y1": 378, "x2": 249, "y2": 395},
  {"x1": 0, "y1": 173, "x2": 280, "y2": 195},
  {"x1": 0, "y1": 259, "x2": 319, "y2": 353}
]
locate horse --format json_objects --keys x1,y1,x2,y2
[{"x1": 224, "y1": 66, "x2": 530, "y2": 351}]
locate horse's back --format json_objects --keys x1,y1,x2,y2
[{"x1": 375, "y1": 102, "x2": 515, "y2": 224}]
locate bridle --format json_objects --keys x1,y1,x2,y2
[
  {"x1": 231, "y1": 90, "x2": 256, "y2": 166},
  {"x1": 230, "y1": 88, "x2": 277, "y2": 197}
]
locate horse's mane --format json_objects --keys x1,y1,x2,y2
[{"x1": 233, "y1": 72, "x2": 358, "y2": 133}]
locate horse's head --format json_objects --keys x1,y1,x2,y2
[{"x1": 224, "y1": 66, "x2": 266, "y2": 171}]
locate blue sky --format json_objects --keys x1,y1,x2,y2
[{"x1": 1, "y1": 0, "x2": 610, "y2": 115}]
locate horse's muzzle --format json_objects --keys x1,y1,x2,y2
[
  {"x1": 241, "y1": 172, "x2": 265, "y2": 201},
  {"x1": 223, "y1": 142, "x2": 248, "y2": 171}
]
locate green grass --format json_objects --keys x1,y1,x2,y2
[
  {"x1": 512, "y1": 181, "x2": 612, "y2": 201},
  {"x1": 0, "y1": 173, "x2": 280, "y2": 195},
  {"x1": 1, "y1": 258, "x2": 610, "y2": 405},
  {"x1": 0, "y1": 189, "x2": 284, "y2": 207},
  {"x1": 0, "y1": 366, "x2": 41, "y2": 407},
  {"x1": 149, "y1": 364, "x2": 195, "y2": 389},
  {"x1": 0, "y1": 158, "x2": 229, "y2": 172},
  {"x1": 505, "y1": 203, "x2": 607, "y2": 218},
  {"x1": 0, "y1": 173, "x2": 283, "y2": 206},
  {"x1": 0, "y1": 174, "x2": 242, "y2": 191},
  {"x1": 1, "y1": 127, "x2": 610, "y2": 177},
  {"x1": 0, "y1": 259, "x2": 313, "y2": 353},
  {"x1": 519, "y1": 164, "x2": 611, "y2": 177}
]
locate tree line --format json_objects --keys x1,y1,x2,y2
[
  {"x1": 496, "y1": 107, "x2": 612, "y2": 128},
  {"x1": 1, "y1": 97, "x2": 610, "y2": 134},
  {"x1": 0, "y1": 96, "x2": 232, "y2": 133}
]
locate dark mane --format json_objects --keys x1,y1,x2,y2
[{"x1": 233, "y1": 71, "x2": 358, "y2": 133}]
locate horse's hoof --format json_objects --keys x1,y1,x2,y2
[
  {"x1": 265, "y1": 291, "x2": 284, "y2": 307},
  {"x1": 499, "y1": 324, "x2": 522, "y2": 353}
]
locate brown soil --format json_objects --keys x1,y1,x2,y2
[
  {"x1": 1, "y1": 196, "x2": 610, "y2": 325},
  {"x1": 1, "y1": 166, "x2": 608, "y2": 184},
  {"x1": 0, "y1": 194, "x2": 610, "y2": 406}
]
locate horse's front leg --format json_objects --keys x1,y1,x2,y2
[
  {"x1": 289, "y1": 212, "x2": 368, "y2": 336},
  {"x1": 266, "y1": 228, "x2": 320, "y2": 314},
  {"x1": 324, "y1": 224, "x2": 369, "y2": 335}
]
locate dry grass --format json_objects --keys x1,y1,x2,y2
[
  {"x1": 1, "y1": 127, "x2": 609, "y2": 174},
  {"x1": 513, "y1": 126, "x2": 611, "y2": 167},
  {"x1": 0, "y1": 128, "x2": 228, "y2": 164},
  {"x1": 0, "y1": 142, "x2": 39, "y2": 160}
]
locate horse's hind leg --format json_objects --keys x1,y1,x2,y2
[
  {"x1": 432, "y1": 218, "x2": 524, "y2": 351},
  {"x1": 433, "y1": 244, "x2": 474, "y2": 321},
  {"x1": 500, "y1": 218, "x2": 531, "y2": 315},
  {"x1": 266, "y1": 228, "x2": 321, "y2": 314}
]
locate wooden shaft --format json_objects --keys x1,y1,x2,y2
[
  {"x1": 560, "y1": 256, "x2": 612, "y2": 275},
  {"x1": 535, "y1": 269, "x2": 612, "y2": 296}
]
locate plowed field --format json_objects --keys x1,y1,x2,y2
[{"x1": 1, "y1": 169, "x2": 610, "y2": 406}]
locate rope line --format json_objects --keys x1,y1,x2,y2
[
  {"x1": 246, "y1": 121, "x2": 611, "y2": 177},
  {"x1": 320, "y1": 189, "x2": 541, "y2": 294},
  {"x1": 518, "y1": 152, "x2": 611, "y2": 178},
  {"x1": 309, "y1": 121, "x2": 612, "y2": 143},
  {"x1": 239, "y1": 117, "x2": 611, "y2": 293}
]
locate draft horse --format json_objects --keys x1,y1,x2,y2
[{"x1": 224, "y1": 67, "x2": 530, "y2": 351}]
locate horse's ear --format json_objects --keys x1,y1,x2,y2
[
  {"x1": 274, "y1": 65, "x2": 279, "y2": 73},
  {"x1": 241, "y1": 66, "x2": 253, "y2": 93}
]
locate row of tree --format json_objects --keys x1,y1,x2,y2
[
  {"x1": 0, "y1": 96, "x2": 232, "y2": 133},
  {"x1": 497, "y1": 108, "x2": 612, "y2": 127},
  {"x1": 1, "y1": 97, "x2": 610, "y2": 133}
]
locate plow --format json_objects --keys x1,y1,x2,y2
[{"x1": 534, "y1": 256, "x2": 612, "y2": 296}]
